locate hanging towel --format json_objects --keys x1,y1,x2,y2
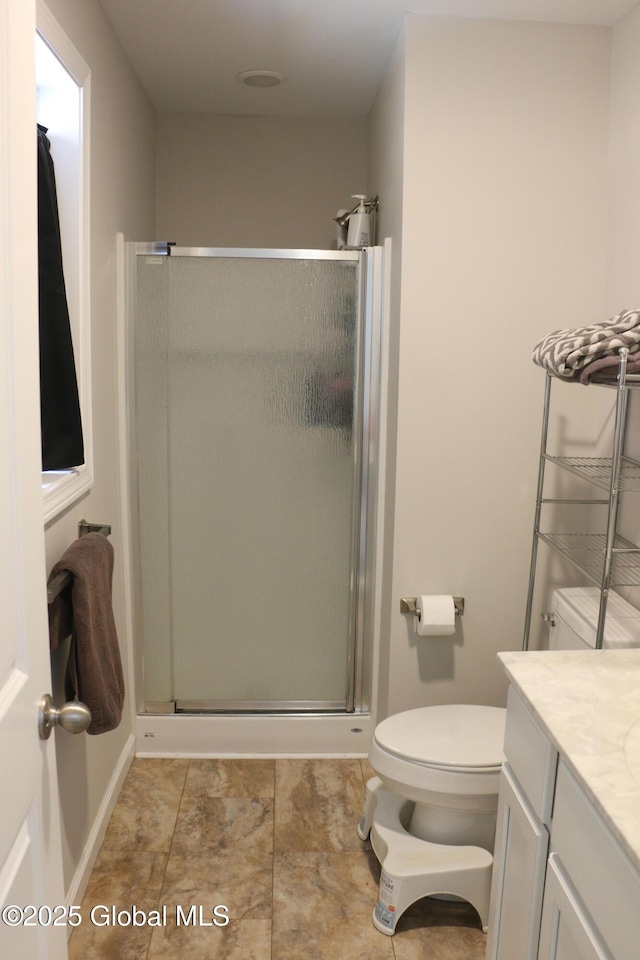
[
  {"x1": 532, "y1": 309, "x2": 640, "y2": 379},
  {"x1": 37, "y1": 123, "x2": 84, "y2": 470},
  {"x1": 47, "y1": 533, "x2": 124, "y2": 735}
]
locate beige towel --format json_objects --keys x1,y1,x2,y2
[{"x1": 47, "y1": 533, "x2": 124, "y2": 735}]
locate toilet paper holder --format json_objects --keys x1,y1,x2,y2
[{"x1": 400, "y1": 596, "x2": 465, "y2": 617}]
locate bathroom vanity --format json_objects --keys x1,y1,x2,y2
[{"x1": 486, "y1": 650, "x2": 640, "y2": 960}]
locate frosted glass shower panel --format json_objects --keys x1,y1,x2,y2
[{"x1": 136, "y1": 253, "x2": 362, "y2": 707}]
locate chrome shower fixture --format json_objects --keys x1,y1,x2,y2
[{"x1": 334, "y1": 195, "x2": 379, "y2": 228}]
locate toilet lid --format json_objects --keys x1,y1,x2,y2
[{"x1": 373, "y1": 705, "x2": 506, "y2": 770}]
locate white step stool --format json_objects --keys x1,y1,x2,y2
[{"x1": 358, "y1": 776, "x2": 493, "y2": 936}]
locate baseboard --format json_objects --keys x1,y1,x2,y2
[{"x1": 65, "y1": 732, "x2": 135, "y2": 917}]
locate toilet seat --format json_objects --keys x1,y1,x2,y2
[
  {"x1": 372, "y1": 705, "x2": 506, "y2": 772},
  {"x1": 369, "y1": 705, "x2": 506, "y2": 804}
]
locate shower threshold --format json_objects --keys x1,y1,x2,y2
[
  {"x1": 136, "y1": 708, "x2": 374, "y2": 758},
  {"x1": 146, "y1": 699, "x2": 350, "y2": 714}
]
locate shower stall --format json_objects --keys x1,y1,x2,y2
[{"x1": 124, "y1": 242, "x2": 384, "y2": 755}]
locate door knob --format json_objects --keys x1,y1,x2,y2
[{"x1": 38, "y1": 693, "x2": 91, "y2": 740}]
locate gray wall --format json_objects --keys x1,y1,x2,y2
[{"x1": 156, "y1": 114, "x2": 368, "y2": 249}]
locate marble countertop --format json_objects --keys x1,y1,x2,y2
[{"x1": 499, "y1": 649, "x2": 640, "y2": 872}]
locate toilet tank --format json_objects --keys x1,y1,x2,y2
[{"x1": 549, "y1": 587, "x2": 640, "y2": 650}]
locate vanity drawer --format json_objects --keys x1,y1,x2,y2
[
  {"x1": 503, "y1": 687, "x2": 557, "y2": 825},
  {"x1": 551, "y1": 760, "x2": 640, "y2": 960}
]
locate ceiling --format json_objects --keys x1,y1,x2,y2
[{"x1": 97, "y1": 0, "x2": 640, "y2": 118}]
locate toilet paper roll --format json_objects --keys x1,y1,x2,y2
[{"x1": 415, "y1": 595, "x2": 456, "y2": 636}]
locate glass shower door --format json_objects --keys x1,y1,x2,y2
[{"x1": 134, "y1": 249, "x2": 366, "y2": 711}]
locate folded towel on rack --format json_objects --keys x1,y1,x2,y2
[
  {"x1": 532, "y1": 309, "x2": 640, "y2": 379},
  {"x1": 47, "y1": 533, "x2": 124, "y2": 735},
  {"x1": 577, "y1": 351, "x2": 640, "y2": 384}
]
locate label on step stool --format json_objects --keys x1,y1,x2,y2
[{"x1": 375, "y1": 870, "x2": 396, "y2": 930}]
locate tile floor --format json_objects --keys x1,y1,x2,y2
[{"x1": 69, "y1": 758, "x2": 486, "y2": 960}]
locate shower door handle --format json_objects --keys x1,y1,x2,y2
[{"x1": 38, "y1": 693, "x2": 91, "y2": 739}]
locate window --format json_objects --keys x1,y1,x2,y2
[{"x1": 36, "y1": 3, "x2": 92, "y2": 523}]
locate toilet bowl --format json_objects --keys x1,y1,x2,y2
[
  {"x1": 360, "y1": 586, "x2": 640, "y2": 936},
  {"x1": 359, "y1": 705, "x2": 505, "y2": 935},
  {"x1": 367, "y1": 704, "x2": 505, "y2": 849}
]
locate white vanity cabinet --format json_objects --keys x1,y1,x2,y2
[
  {"x1": 487, "y1": 680, "x2": 640, "y2": 960},
  {"x1": 538, "y1": 760, "x2": 640, "y2": 960},
  {"x1": 486, "y1": 686, "x2": 557, "y2": 960},
  {"x1": 486, "y1": 763, "x2": 549, "y2": 959},
  {"x1": 537, "y1": 854, "x2": 610, "y2": 960}
]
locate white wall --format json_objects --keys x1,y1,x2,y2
[
  {"x1": 607, "y1": 4, "x2": 640, "y2": 314},
  {"x1": 368, "y1": 29, "x2": 404, "y2": 255},
  {"x1": 380, "y1": 16, "x2": 612, "y2": 716},
  {"x1": 40, "y1": 0, "x2": 156, "y2": 892},
  {"x1": 156, "y1": 114, "x2": 368, "y2": 249},
  {"x1": 606, "y1": 3, "x2": 640, "y2": 570},
  {"x1": 367, "y1": 29, "x2": 405, "y2": 718}
]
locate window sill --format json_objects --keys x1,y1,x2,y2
[{"x1": 43, "y1": 464, "x2": 92, "y2": 525}]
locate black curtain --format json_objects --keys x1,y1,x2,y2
[{"x1": 37, "y1": 123, "x2": 84, "y2": 470}]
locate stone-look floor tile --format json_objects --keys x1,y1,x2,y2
[
  {"x1": 171, "y1": 795, "x2": 274, "y2": 856},
  {"x1": 160, "y1": 849, "x2": 272, "y2": 919},
  {"x1": 184, "y1": 759, "x2": 275, "y2": 798},
  {"x1": 360, "y1": 757, "x2": 377, "y2": 786},
  {"x1": 120, "y1": 757, "x2": 189, "y2": 794},
  {"x1": 392, "y1": 897, "x2": 486, "y2": 960},
  {"x1": 74, "y1": 758, "x2": 488, "y2": 959},
  {"x1": 272, "y1": 849, "x2": 393, "y2": 960},
  {"x1": 68, "y1": 848, "x2": 170, "y2": 959},
  {"x1": 80, "y1": 849, "x2": 168, "y2": 911},
  {"x1": 274, "y1": 759, "x2": 365, "y2": 852},
  {"x1": 68, "y1": 921, "x2": 154, "y2": 960},
  {"x1": 102, "y1": 759, "x2": 188, "y2": 853},
  {"x1": 147, "y1": 919, "x2": 271, "y2": 960}
]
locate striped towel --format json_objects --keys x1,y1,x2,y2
[{"x1": 532, "y1": 309, "x2": 640, "y2": 379}]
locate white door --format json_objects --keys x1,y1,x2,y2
[{"x1": 0, "y1": 0, "x2": 68, "y2": 957}]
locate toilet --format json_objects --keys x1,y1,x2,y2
[
  {"x1": 359, "y1": 585, "x2": 640, "y2": 936},
  {"x1": 545, "y1": 585, "x2": 640, "y2": 651}
]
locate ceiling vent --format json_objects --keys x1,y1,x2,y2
[{"x1": 236, "y1": 69, "x2": 286, "y2": 88}]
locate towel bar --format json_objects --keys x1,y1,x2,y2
[
  {"x1": 77, "y1": 519, "x2": 111, "y2": 538},
  {"x1": 47, "y1": 519, "x2": 111, "y2": 604}
]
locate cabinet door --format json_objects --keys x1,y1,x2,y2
[
  {"x1": 486, "y1": 763, "x2": 549, "y2": 960},
  {"x1": 538, "y1": 855, "x2": 612, "y2": 960}
]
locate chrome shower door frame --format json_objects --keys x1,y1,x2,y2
[{"x1": 129, "y1": 244, "x2": 383, "y2": 716}]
